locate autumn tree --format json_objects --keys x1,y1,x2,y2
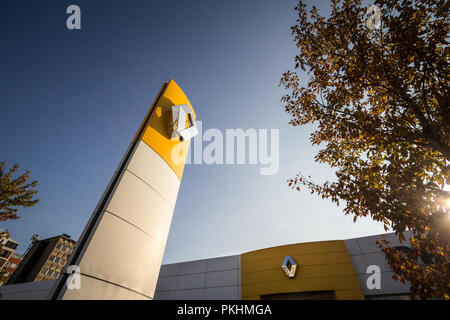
[
  {"x1": 0, "y1": 162, "x2": 39, "y2": 282},
  {"x1": 281, "y1": 0, "x2": 449, "y2": 299}
]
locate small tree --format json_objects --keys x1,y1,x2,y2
[
  {"x1": 0, "y1": 162, "x2": 39, "y2": 222},
  {"x1": 281, "y1": 0, "x2": 449, "y2": 299},
  {"x1": 0, "y1": 162, "x2": 39, "y2": 282}
]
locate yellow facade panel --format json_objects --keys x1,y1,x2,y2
[
  {"x1": 324, "y1": 252, "x2": 353, "y2": 265},
  {"x1": 137, "y1": 79, "x2": 196, "y2": 180},
  {"x1": 242, "y1": 253, "x2": 332, "y2": 273},
  {"x1": 328, "y1": 263, "x2": 361, "y2": 277},
  {"x1": 242, "y1": 277, "x2": 335, "y2": 298},
  {"x1": 242, "y1": 265, "x2": 333, "y2": 286},
  {"x1": 335, "y1": 290, "x2": 365, "y2": 300},
  {"x1": 332, "y1": 276, "x2": 364, "y2": 290},
  {"x1": 241, "y1": 241, "x2": 348, "y2": 264},
  {"x1": 240, "y1": 240, "x2": 364, "y2": 300}
]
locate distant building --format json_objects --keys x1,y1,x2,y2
[
  {"x1": 1, "y1": 253, "x2": 23, "y2": 284},
  {"x1": 0, "y1": 233, "x2": 20, "y2": 285},
  {"x1": 7, "y1": 234, "x2": 76, "y2": 284}
]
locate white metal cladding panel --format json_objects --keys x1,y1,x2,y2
[
  {"x1": 127, "y1": 141, "x2": 181, "y2": 204},
  {"x1": 62, "y1": 274, "x2": 150, "y2": 300},
  {"x1": 155, "y1": 255, "x2": 242, "y2": 300},
  {"x1": 60, "y1": 141, "x2": 184, "y2": 300},
  {"x1": 105, "y1": 169, "x2": 173, "y2": 243},
  {"x1": 72, "y1": 212, "x2": 165, "y2": 299}
]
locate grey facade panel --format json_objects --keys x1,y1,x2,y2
[
  {"x1": 204, "y1": 286, "x2": 240, "y2": 300},
  {"x1": 0, "y1": 279, "x2": 56, "y2": 300},
  {"x1": 175, "y1": 288, "x2": 205, "y2": 300},
  {"x1": 154, "y1": 290, "x2": 177, "y2": 300},
  {"x1": 364, "y1": 252, "x2": 391, "y2": 272},
  {"x1": 205, "y1": 269, "x2": 240, "y2": 288},
  {"x1": 178, "y1": 260, "x2": 207, "y2": 275},
  {"x1": 156, "y1": 276, "x2": 178, "y2": 292},
  {"x1": 346, "y1": 232, "x2": 413, "y2": 297},
  {"x1": 206, "y1": 255, "x2": 239, "y2": 272},
  {"x1": 356, "y1": 235, "x2": 381, "y2": 254},
  {"x1": 176, "y1": 273, "x2": 206, "y2": 290},
  {"x1": 159, "y1": 263, "x2": 180, "y2": 278},
  {"x1": 344, "y1": 238, "x2": 362, "y2": 256},
  {"x1": 155, "y1": 254, "x2": 241, "y2": 300},
  {"x1": 348, "y1": 254, "x2": 369, "y2": 275},
  {"x1": 359, "y1": 272, "x2": 411, "y2": 296}
]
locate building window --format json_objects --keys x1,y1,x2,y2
[
  {"x1": 41, "y1": 268, "x2": 48, "y2": 275},
  {"x1": 5, "y1": 241, "x2": 18, "y2": 250},
  {"x1": 0, "y1": 249, "x2": 11, "y2": 259},
  {"x1": 49, "y1": 255, "x2": 55, "y2": 262}
]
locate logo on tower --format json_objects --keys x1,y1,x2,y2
[{"x1": 170, "y1": 104, "x2": 198, "y2": 141}]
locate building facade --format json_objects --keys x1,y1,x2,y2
[
  {"x1": 154, "y1": 232, "x2": 413, "y2": 300},
  {"x1": 7, "y1": 234, "x2": 75, "y2": 284},
  {"x1": 0, "y1": 233, "x2": 20, "y2": 285},
  {"x1": 0, "y1": 231, "x2": 414, "y2": 300},
  {"x1": 1, "y1": 253, "x2": 23, "y2": 285}
]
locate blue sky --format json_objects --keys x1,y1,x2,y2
[{"x1": 0, "y1": 0, "x2": 385, "y2": 263}]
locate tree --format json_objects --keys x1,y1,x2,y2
[
  {"x1": 280, "y1": 0, "x2": 449, "y2": 299},
  {"x1": 0, "y1": 162, "x2": 39, "y2": 282},
  {"x1": 0, "y1": 162, "x2": 39, "y2": 222}
]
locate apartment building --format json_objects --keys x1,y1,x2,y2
[
  {"x1": 7, "y1": 234, "x2": 76, "y2": 284},
  {"x1": 0, "y1": 233, "x2": 20, "y2": 285}
]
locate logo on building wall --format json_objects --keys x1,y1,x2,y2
[
  {"x1": 170, "y1": 104, "x2": 198, "y2": 141},
  {"x1": 281, "y1": 256, "x2": 297, "y2": 278}
]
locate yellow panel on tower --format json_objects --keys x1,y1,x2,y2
[{"x1": 137, "y1": 79, "x2": 196, "y2": 180}]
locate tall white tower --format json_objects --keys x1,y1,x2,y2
[{"x1": 50, "y1": 79, "x2": 197, "y2": 299}]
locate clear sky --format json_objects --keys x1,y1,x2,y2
[{"x1": 0, "y1": 0, "x2": 385, "y2": 263}]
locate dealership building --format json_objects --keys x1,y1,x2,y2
[
  {"x1": 0, "y1": 231, "x2": 413, "y2": 300},
  {"x1": 0, "y1": 80, "x2": 415, "y2": 300},
  {"x1": 153, "y1": 231, "x2": 413, "y2": 300}
]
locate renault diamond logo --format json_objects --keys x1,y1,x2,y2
[
  {"x1": 281, "y1": 256, "x2": 297, "y2": 278},
  {"x1": 170, "y1": 104, "x2": 198, "y2": 142}
]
